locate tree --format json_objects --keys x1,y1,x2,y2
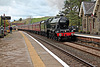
[
  {"x1": 61, "y1": 0, "x2": 91, "y2": 26},
  {"x1": 0, "y1": 17, "x2": 1, "y2": 26},
  {"x1": 14, "y1": 20, "x2": 16, "y2": 21},
  {"x1": 19, "y1": 18, "x2": 22, "y2": 21}
]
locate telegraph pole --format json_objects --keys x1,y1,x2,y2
[{"x1": 3, "y1": 14, "x2": 6, "y2": 35}]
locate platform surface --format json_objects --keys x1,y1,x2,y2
[
  {"x1": 75, "y1": 32, "x2": 100, "y2": 39},
  {"x1": 0, "y1": 31, "x2": 64, "y2": 67}
]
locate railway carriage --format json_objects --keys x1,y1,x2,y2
[
  {"x1": 29, "y1": 24, "x2": 33, "y2": 31},
  {"x1": 33, "y1": 22, "x2": 41, "y2": 34}
]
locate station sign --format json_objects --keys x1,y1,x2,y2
[{"x1": 1, "y1": 16, "x2": 11, "y2": 20}]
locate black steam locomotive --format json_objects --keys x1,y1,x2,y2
[{"x1": 18, "y1": 16, "x2": 75, "y2": 41}]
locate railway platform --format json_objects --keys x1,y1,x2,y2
[
  {"x1": 0, "y1": 31, "x2": 68, "y2": 67},
  {"x1": 75, "y1": 32, "x2": 100, "y2": 39}
]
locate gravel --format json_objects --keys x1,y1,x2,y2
[{"x1": 27, "y1": 32, "x2": 100, "y2": 67}]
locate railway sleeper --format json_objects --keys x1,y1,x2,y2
[
  {"x1": 92, "y1": 42, "x2": 100, "y2": 46},
  {"x1": 78, "y1": 39, "x2": 100, "y2": 46}
]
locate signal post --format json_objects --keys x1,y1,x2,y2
[{"x1": 1, "y1": 14, "x2": 11, "y2": 36}]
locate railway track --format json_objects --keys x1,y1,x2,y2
[
  {"x1": 76, "y1": 36, "x2": 100, "y2": 48},
  {"x1": 26, "y1": 31, "x2": 97, "y2": 67},
  {"x1": 62, "y1": 41, "x2": 100, "y2": 57},
  {"x1": 74, "y1": 42, "x2": 100, "y2": 51}
]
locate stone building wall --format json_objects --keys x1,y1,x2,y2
[
  {"x1": 82, "y1": 15, "x2": 97, "y2": 34},
  {"x1": 82, "y1": 13, "x2": 86, "y2": 33},
  {"x1": 80, "y1": 1, "x2": 100, "y2": 35},
  {"x1": 96, "y1": 5, "x2": 100, "y2": 34}
]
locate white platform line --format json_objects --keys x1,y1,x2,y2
[
  {"x1": 75, "y1": 34, "x2": 100, "y2": 39},
  {"x1": 23, "y1": 32, "x2": 69, "y2": 67}
]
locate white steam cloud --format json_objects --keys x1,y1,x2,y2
[{"x1": 46, "y1": 0, "x2": 65, "y2": 10}]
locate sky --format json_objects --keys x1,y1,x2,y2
[{"x1": 0, "y1": 0, "x2": 65, "y2": 21}]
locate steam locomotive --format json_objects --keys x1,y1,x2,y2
[{"x1": 18, "y1": 16, "x2": 75, "y2": 41}]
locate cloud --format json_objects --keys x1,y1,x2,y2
[
  {"x1": 46, "y1": 0, "x2": 65, "y2": 10},
  {"x1": 0, "y1": 0, "x2": 12, "y2": 6},
  {"x1": 0, "y1": 0, "x2": 65, "y2": 21}
]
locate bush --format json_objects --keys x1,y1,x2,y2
[
  {"x1": 79, "y1": 30, "x2": 83, "y2": 33},
  {"x1": 87, "y1": 31, "x2": 90, "y2": 34},
  {"x1": 96, "y1": 32, "x2": 98, "y2": 35}
]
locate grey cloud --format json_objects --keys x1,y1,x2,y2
[
  {"x1": 0, "y1": 0, "x2": 59, "y2": 21},
  {"x1": 0, "y1": 0, "x2": 12, "y2": 6},
  {"x1": 46, "y1": 0, "x2": 65, "y2": 10}
]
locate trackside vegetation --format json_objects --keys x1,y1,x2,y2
[
  {"x1": 31, "y1": 17, "x2": 50, "y2": 23},
  {"x1": 11, "y1": 17, "x2": 51, "y2": 24}
]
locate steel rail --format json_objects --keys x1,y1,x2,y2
[{"x1": 28, "y1": 32, "x2": 96, "y2": 67}]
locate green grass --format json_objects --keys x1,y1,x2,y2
[
  {"x1": 31, "y1": 17, "x2": 50, "y2": 23},
  {"x1": 11, "y1": 17, "x2": 51, "y2": 24}
]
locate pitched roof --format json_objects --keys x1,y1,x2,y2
[
  {"x1": 93, "y1": 0, "x2": 99, "y2": 15},
  {"x1": 79, "y1": 1, "x2": 95, "y2": 17}
]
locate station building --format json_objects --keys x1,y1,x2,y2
[{"x1": 79, "y1": 0, "x2": 100, "y2": 35}]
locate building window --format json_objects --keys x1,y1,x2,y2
[
  {"x1": 98, "y1": 12, "x2": 100, "y2": 22},
  {"x1": 84, "y1": 19, "x2": 86, "y2": 28},
  {"x1": 93, "y1": 18, "x2": 95, "y2": 29},
  {"x1": 99, "y1": 28, "x2": 100, "y2": 31},
  {"x1": 84, "y1": 23, "x2": 86, "y2": 28}
]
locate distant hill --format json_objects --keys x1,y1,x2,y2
[
  {"x1": 11, "y1": 16, "x2": 53, "y2": 24},
  {"x1": 31, "y1": 16, "x2": 51, "y2": 23},
  {"x1": 12, "y1": 18, "x2": 31, "y2": 24}
]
